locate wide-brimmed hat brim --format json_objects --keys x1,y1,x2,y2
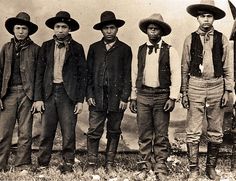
[
  {"x1": 139, "y1": 19, "x2": 171, "y2": 36},
  {"x1": 5, "y1": 17, "x2": 38, "y2": 35},
  {"x1": 46, "y1": 17, "x2": 80, "y2": 31},
  {"x1": 93, "y1": 19, "x2": 125, "y2": 30},
  {"x1": 187, "y1": 4, "x2": 225, "y2": 20}
]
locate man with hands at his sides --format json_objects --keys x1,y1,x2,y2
[
  {"x1": 130, "y1": 14, "x2": 181, "y2": 181},
  {"x1": 33, "y1": 11, "x2": 87, "y2": 173},
  {"x1": 181, "y1": 0, "x2": 233, "y2": 180},
  {"x1": 86, "y1": 11, "x2": 132, "y2": 173}
]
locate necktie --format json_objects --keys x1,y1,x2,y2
[
  {"x1": 204, "y1": 30, "x2": 214, "y2": 43},
  {"x1": 198, "y1": 29, "x2": 214, "y2": 43},
  {"x1": 201, "y1": 30, "x2": 214, "y2": 78},
  {"x1": 57, "y1": 42, "x2": 65, "y2": 49},
  {"x1": 147, "y1": 44, "x2": 159, "y2": 54}
]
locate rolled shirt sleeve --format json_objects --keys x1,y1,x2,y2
[
  {"x1": 169, "y1": 46, "x2": 181, "y2": 100},
  {"x1": 130, "y1": 52, "x2": 138, "y2": 100}
]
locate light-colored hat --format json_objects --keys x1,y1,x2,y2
[
  {"x1": 139, "y1": 13, "x2": 171, "y2": 36},
  {"x1": 5, "y1": 12, "x2": 38, "y2": 35},
  {"x1": 187, "y1": 0, "x2": 225, "y2": 20}
]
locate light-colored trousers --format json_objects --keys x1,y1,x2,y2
[{"x1": 186, "y1": 76, "x2": 224, "y2": 144}]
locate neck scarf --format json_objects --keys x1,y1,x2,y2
[
  {"x1": 197, "y1": 27, "x2": 214, "y2": 43},
  {"x1": 53, "y1": 34, "x2": 72, "y2": 49},
  {"x1": 12, "y1": 37, "x2": 33, "y2": 53}
]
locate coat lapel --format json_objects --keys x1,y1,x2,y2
[
  {"x1": 139, "y1": 44, "x2": 147, "y2": 68},
  {"x1": 5, "y1": 43, "x2": 13, "y2": 78},
  {"x1": 6, "y1": 42, "x2": 13, "y2": 64},
  {"x1": 64, "y1": 42, "x2": 72, "y2": 64},
  {"x1": 158, "y1": 42, "x2": 165, "y2": 63},
  {"x1": 101, "y1": 38, "x2": 120, "y2": 53},
  {"x1": 48, "y1": 40, "x2": 55, "y2": 68}
]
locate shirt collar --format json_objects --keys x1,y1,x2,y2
[
  {"x1": 196, "y1": 27, "x2": 214, "y2": 35},
  {"x1": 103, "y1": 37, "x2": 117, "y2": 45},
  {"x1": 146, "y1": 39, "x2": 162, "y2": 47}
]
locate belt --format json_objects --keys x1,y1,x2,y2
[
  {"x1": 53, "y1": 82, "x2": 64, "y2": 86},
  {"x1": 138, "y1": 85, "x2": 170, "y2": 94}
]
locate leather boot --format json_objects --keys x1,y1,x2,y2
[
  {"x1": 187, "y1": 142, "x2": 199, "y2": 181},
  {"x1": 205, "y1": 142, "x2": 220, "y2": 180},
  {"x1": 86, "y1": 138, "x2": 99, "y2": 173},
  {"x1": 105, "y1": 136, "x2": 120, "y2": 173},
  {"x1": 231, "y1": 134, "x2": 236, "y2": 171}
]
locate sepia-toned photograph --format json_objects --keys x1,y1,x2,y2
[{"x1": 0, "y1": 0, "x2": 236, "y2": 180}]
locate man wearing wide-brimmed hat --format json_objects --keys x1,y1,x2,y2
[
  {"x1": 129, "y1": 14, "x2": 181, "y2": 180},
  {"x1": 0, "y1": 12, "x2": 39, "y2": 172},
  {"x1": 86, "y1": 11, "x2": 132, "y2": 173},
  {"x1": 34, "y1": 11, "x2": 87, "y2": 173},
  {"x1": 181, "y1": 0, "x2": 234, "y2": 180}
]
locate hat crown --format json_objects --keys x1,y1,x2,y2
[
  {"x1": 186, "y1": 0, "x2": 225, "y2": 20},
  {"x1": 100, "y1": 11, "x2": 117, "y2": 22},
  {"x1": 55, "y1": 11, "x2": 71, "y2": 19},
  {"x1": 148, "y1": 13, "x2": 165, "y2": 23},
  {"x1": 16, "y1": 12, "x2": 30, "y2": 22},
  {"x1": 139, "y1": 13, "x2": 171, "y2": 36},
  {"x1": 200, "y1": 0, "x2": 215, "y2": 6}
]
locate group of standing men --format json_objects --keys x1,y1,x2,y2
[{"x1": 0, "y1": 0, "x2": 235, "y2": 180}]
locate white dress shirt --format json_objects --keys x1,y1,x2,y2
[
  {"x1": 131, "y1": 39, "x2": 181, "y2": 100},
  {"x1": 53, "y1": 42, "x2": 66, "y2": 83}
]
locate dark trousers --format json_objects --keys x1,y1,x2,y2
[
  {"x1": 37, "y1": 84, "x2": 77, "y2": 166},
  {"x1": 0, "y1": 85, "x2": 33, "y2": 170},
  {"x1": 87, "y1": 111, "x2": 124, "y2": 140},
  {"x1": 137, "y1": 87, "x2": 170, "y2": 171}
]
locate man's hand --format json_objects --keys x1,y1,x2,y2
[
  {"x1": 164, "y1": 99, "x2": 175, "y2": 112},
  {"x1": 129, "y1": 100, "x2": 137, "y2": 113},
  {"x1": 0, "y1": 99, "x2": 3, "y2": 110},
  {"x1": 74, "y1": 102, "x2": 83, "y2": 114},
  {"x1": 181, "y1": 94, "x2": 189, "y2": 109},
  {"x1": 119, "y1": 101, "x2": 127, "y2": 111},
  {"x1": 221, "y1": 91, "x2": 230, "y2": 107},
  {"x1": 31, "y1": 102, "x2": 37, "y2": 114},
  {"x1": 33, "y1": 101, "x2": 45, "y2": 114},
  {"x1": 87, "y1": 98, "x2": 96, "y2": 106}
]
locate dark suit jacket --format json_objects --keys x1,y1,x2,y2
[
  {"x1": 87, "y1": 38, "x2": 132, "y2": 111},
  {"x1": 34, "y1": 39, "x2": 87, "y2": 103},
  {"x1": 0, "y1": 40, "x2": 39, "y2": 100}
]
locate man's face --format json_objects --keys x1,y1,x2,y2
[
  {"x1": 13, "y1": 25, "x2": 29, "y2": 40},
  {"x1": 101, "y1": 24, "x2": 118, "y2": 42},
  {"x1": 146, "y1": 24, "x2": 162, "y2": 41},
  {"x1": 197, "y1": 13, "x2": 214, "y2": 30},
  {"x1": 54, "y1": 22, "x2": 70, "y2": 39}
]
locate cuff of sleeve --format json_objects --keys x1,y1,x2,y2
[
  {"x1": 77, "y1": 97, "x2": 84, "y2": 103},
  {"x1": 130, "y1": 90, "x2": 137, "y2": 100},
  {"x1": 34, "y1": 95, "x2": 43, "y2": 101},
  {"x1": 120, "y1": 97, "x2": 128, "y2": 103},
  {"x1": 225, "y1": 86, "x2": 233, "y2": 92},
  {"x1": 169, "y1": 93, "x2": 180, "y2": 100},
  {"x1": 169, "y1": 97, "x2": 176, "y2": 101}
]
